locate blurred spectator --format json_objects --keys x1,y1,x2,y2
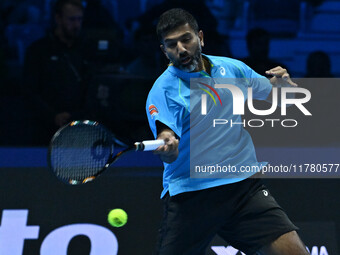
[
  {"x1": 0, "y1": 13, "x2": 9, "y2": 91},
  {"x1": 306, "y1": 0, "x2": 325, "y2": 7},
  {"x1": 23, "y1": 0, "x2": 91, "y2": 145},
  {"x1": 0, "y1": 1, "x2": 44, "y2": 66},
  {"x1": 252, "y1": 0, "x2": 301, "y2": 22},
  {"x1": 250, "y1": 0, "x2": 300, "y2": 36},
  {"x1": 0, "y1": 13, "x2": 7, "y2": 78},
  {"x1": 303, "y1": 51, "x2": 337, "y2": 146},
  {"x1": 126, "y1": 25, "x2": 166, "y2": 79},
  {"x1": 0, "y1": 0, "x2": 41, "y2": 25},
  {"x1": 305, "y1": 51, "x2": 333, "y2": 78},
  {"x1": 0, "y1": 22, "x2": 36, "y2": 145},
  {"x1": 80, "y1": 0, "x2": 128, "y2": 73},
  {"x1": 242, "y1": 28, "x2": 286, "y2": 76},
  {"x1": 0, "y1": 41, "x2": 7, "y2": 89},
  {"x1": 82, "y1": 0, "x2": 119, "y2": 30},
  {"x1": 127, "y1": 0, "x2": 229, "y2": 56},
  {"x1": 206, "y1": 0, "x2": 244, "y2": 32}
]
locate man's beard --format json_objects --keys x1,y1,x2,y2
[{"x1": 173, "y1": 42, "x2": 202, "y2": 72}]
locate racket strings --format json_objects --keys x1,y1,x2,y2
[{"x1": 50, "y1": 124, "x2": 114, "y2": 181}]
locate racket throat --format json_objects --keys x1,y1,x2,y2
[
  {"x1": 135, "y1": 140, "x2": 164, "y2": 151},
  {"x1": 134, "y1": 142, "x2": 145, "y2": 151}
]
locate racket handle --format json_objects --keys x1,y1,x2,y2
[{"x1": 135, "y1": 140, "x2": 165, "y2": 151}]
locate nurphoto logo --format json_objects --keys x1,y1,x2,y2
[{"x1": 199, "y1": 82, "x2": 312, "y2": 128}]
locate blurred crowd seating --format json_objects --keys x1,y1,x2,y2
[{"x1": 0, "y1": 0, "x2": 339, "y2": 147}]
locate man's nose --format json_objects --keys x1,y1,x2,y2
[{"x1": 177, "y1": 42, "x2": 186, "y2": 54}]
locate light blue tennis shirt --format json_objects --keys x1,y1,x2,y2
[{"x1": 146, "y1": 55, "x2": 272, "y2": 198}]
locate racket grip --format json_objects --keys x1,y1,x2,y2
[{"x1": 135, "y1": 140, "x2": 165, "y2": 151}]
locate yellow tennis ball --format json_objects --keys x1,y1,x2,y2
[{"x1": 107, "y1": 209, "x2": 128, "y2": 227}]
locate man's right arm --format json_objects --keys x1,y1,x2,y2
[{"x1": 153, "y1": 121, "x2": 179, "y2": 163}]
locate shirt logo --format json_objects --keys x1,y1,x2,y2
[
  {"x1": 148, "y1": 104, "x2": 159, "y2": 118},
  {"x1": 199, "y1": 82, "x2": 223, "y2": 115},
  {"x1": 220, "y1": 67, "x2": 226, "y2": 76}
]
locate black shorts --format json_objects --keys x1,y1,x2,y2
[{"x1": 154, "y1": 178, "x2": 298, "y2": 255}]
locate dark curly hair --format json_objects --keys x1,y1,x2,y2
[{"x1": 156, "y1": 8, "x2": 199, "y2": 43}]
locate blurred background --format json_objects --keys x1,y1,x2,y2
[
  {"x1": 0, "y1": 0, "x2": 339, "y2": 146},
  {"x1": 0, "y1": 1, "x2": 339, "y2": 254}
]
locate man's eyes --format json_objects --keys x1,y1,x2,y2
[
  {"x1": 182, "y1": 37, "x2": 191, "y2": 42},
  {"x1": 166, "y1": 37, "x2": 192, "y2": 48},
  {"x1": 167, "y1": 42, "x2": 177, "y2": 48}
]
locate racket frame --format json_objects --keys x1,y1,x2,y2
[{"x1": 48, "y1": 120, "x2": 163, "y2": 185}]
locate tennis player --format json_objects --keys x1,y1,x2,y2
[{"x1": 146, "y1": 8, "x2": 310, "y2": 255}]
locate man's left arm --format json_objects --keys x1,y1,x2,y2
[{"x1": 264, "y1": 66, "x2": 297, "y2": 104}]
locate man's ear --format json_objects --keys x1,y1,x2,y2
[
  {"x1": 160, "y1": 44, "x2": 169, "y2": 59},
  {"x1": 198, "y1": 30, "x2": 204, "y2": 47}
]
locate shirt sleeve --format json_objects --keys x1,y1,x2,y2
[
  {"x1": 146, "y1": 88, "x2": 183, "y2": 139},
  {"x1": 241, "y1": 62, "x2": 273, "y2": 100}
]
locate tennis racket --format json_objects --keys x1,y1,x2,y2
[{"x1": 48, "y1": 120, "x2": 164, "y2": 185}]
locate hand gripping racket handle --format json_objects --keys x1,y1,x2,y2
[{"x1": 134, "y1": 140, "x2": 165, "y2": 151}]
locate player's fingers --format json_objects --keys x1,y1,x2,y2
[
  {"x1": 154, "y1": 136, "x2": 170, "y2": 152},
  {"x1": 164, "y1": 138, "x2": 178, "y2": 151},
  {"x1": 266, "y1": 67, "x2": 298, "y2": 87},
  {"x1": 281, "y1": 73, "x2": 298, "y2": 87},
  {"x1": 287, "y1": 79, "x2": 298, "y2": 87},
  {"x1": 267, "y1": 66, "x2": 281, "y2": 72},
  {"x1": 282, "y1": 72, "x2": 289, "y2": 80},
  {"x1": 153, "y1": 142, "x2": 174, "y2": 153},
  {"x1": 266, "y1": 68, "x2": 287, "y2": 77},
  {"x1": 154, "y1": 137, "x2": 178, "y2": 155},
  {"x1": 266, "y1": 66, "x2": 283, "y2": 74},
  {"x1": 153, "y1": 147, "x2": 165, "y2": 155}
]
